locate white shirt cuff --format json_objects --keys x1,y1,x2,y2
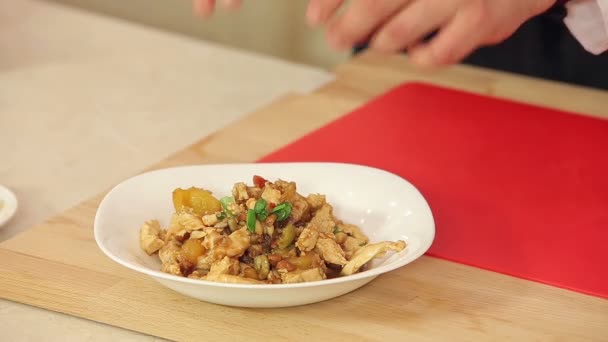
[{"x1": 563, "y1": 0, "x2": 608, "y2": 55}]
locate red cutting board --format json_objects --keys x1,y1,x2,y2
[{"x1": 259, "y1": 82, "x2": 608, "y2": 299}]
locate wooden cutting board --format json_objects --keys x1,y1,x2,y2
[{"x1": 1, "y1": 53, "x2": 607, "y2": 342}]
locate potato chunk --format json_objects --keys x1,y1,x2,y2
[{"x1": 172, "y1": 187, "x2": 221, "y2": 216}]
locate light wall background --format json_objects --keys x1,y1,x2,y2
[{"x1": 48, "y1": 0, "x2": 350, "y2": 69}]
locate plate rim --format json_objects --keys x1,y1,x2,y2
[{"x1": 0, "y1": 184, "x2": 18, "y2": 229}]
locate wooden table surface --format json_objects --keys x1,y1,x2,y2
[{"x1": 1, "y1": 51, "x2": 607, "y2": 341}]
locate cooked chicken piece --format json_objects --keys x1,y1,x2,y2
[
  {"x1": 306, "y1": 194, "x2": 326, "y2": 210},
  {"x1": 214, "y1": 221, "x2": 228, "y2": 229},
  {"x1": 177, "y1": 212, "x2": 205, "y2": 231},
  {"x1": 341, "y1": 241, "x2": 406, "y2": 276},
  {"x1": 198, "y1": 227, "x2": 250, "y2": 271},
  {"x1": 202, "y1": 213, "x2": 218, "y2": 227},
  {"x1": 338, "y1": 223, "x2": 369, "y2": 243},
  {"x1": 245, "y1": 198, "x2": 257, "y2": 210},
  {"x1": 139, "y1": 220, "x2": 165, "y2": 255},
  {"x1": 220, "y1": 227, "x2": 251, "y2": 257},
  {"x1": 232, "y1": 182, "x2": 250, "y2": 201},
  {"x1": 309, "y1": 203, "x2": 336, "y2": 234},
  {"x1": 290, "y1": 193, "x2": 311, "y2": 223},
  {"x1": 207, "y1": 256, "x2": 240, "y2": 279},
  {"x1": 301, "y1": 251, "x2": 328, "y2": 273},
  {"x1": 196, "y1": 253, "x2": 216, "y2": 271},
  {"x1": 175, "y1": 229, "x2": 190, "y2": 242},
  {"x1": 275, "y1": 179, "x2": 297, "y2": 202},
  {"x1": 206, "y1": 274, "x2": 265, "y2": 284},
  {"x1": 314, "y1": 238, "x2": 348, "y2": 265},
  {"x1": 159, "y1": 240, "x2": 181, "y2": 265},
  {"x1": 159, "y1": 239, "x2": 183, "y2": 276},
  {"x1": 164, "y1": 213, "x2": 181, "y2": 242},
  {"x1": 227, "y1": 202, "x2": 244, "y2": 217},
  {"x1": 296, "y1": 227, "x2": 319, "y2": 252},
  {"x1": 334, "y1": 231, "x2": 348, "y2": 244},
  {"x1": 261, "y1": 185, "x2": 282, "y2": 204},
  {"x1": 187, "y1": 270, "x2": 207, "y2": 279},
  {"x1": 318, "y1": 231, "x2": 336, "y2": 240},
  {"x1": 239, "y1": 263, "x2": 259, "y2": 280},
  {"x1": 281, "y1": 268, "x2": 326, "y2": 284},
  {"x1": 189, "y1": 230, "x2": 207, "y2": 239},
  {"x1": 246, "y1": 186, "x2": 263, "y2": 199},
  {"x1": 342, "y1": 236, "x2": 367, "y2": 260},
  {"x1": 201, "y1": 230, "x2": 225, "y2": 250},
  {"x1": 161, "y1": 263, "x2": 181, "y2": 276}
]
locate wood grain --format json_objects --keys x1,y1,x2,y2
[{"x1": 1, "y1": 52, "x2": 607, "y2": 342}]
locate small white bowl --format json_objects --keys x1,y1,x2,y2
[
  {"x1": 94, "y1": 162, "x2": 435, "y2": 308},
  {"x1": 0, "y1": 185, "x2": 18, "y2": 229}
]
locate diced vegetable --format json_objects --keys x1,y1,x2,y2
[
  {"x1": 277, "y1": 224, "x2": 296, "y2": 249},
  {"x1": 246, "y1": 209, "x2": 257, "y2": 233},
  {"x1": 172, "y1": 187, "x2": 221, "y2": 216},
  {"x1": 258, "y1": 211, "x2": 268, "y2": 221},
  {"x1": 272, "y1": 202, "x2": 292, "y2": 222},
  {"x1": 216, "y1": 212, "x2": 227, "y2": 220},
  {"x1": 181, "y1": 239, "x2": 205, "y2": 263},
  {"x1": 254, "y1": 198, "x2": 268, "y2": 220},
  {"x1": 288, "y1": 254, "x2": 313, "y2": 270},
  {"x1": 253, "y1": 175, "x2": 267, "y2": 188},
  {"x1": 254, "y1": 255, "x2": 270, "y2": 280},
  {"x1": 271, "y1": 246, "x2": 296, "y2": 258},
  {"x1": 220, "y1": 196, "x2": 235, "y2": 217},
  {"x1": 254, "y1": 198, "x2": 267, "y2": 214}
]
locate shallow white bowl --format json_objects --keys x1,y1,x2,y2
[
  {"x1": 94, "y1": 162, "x2": 435, "y2": 308},
  {"x1": 0, "y1": 185, "x2": 18, "y2": 229}
]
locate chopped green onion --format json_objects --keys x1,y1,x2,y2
[
  {"x1": 254, "y1": 198, "x2": 267, "y2": 214},
  {"x1": 246, "y1": 209, "x2": 256, "y2": 233},
  {"x1": 216, "y1": 212, "x2": 227, "y2": 220},
  {"x1": 272, "y1": 202, "x2": 292, "y2": 222},
  {"x1": 220, "y1": 196, "x2": 235, "y2": 217},
  {"x1": 258, "y1": 211, "x2": 268, "y2": 221}
]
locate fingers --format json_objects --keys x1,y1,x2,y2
[
  {"x1": 408, "y1": 10, "x2": 488, "y2": 68},
  {"x1": 325, "y1": 0, "x2": 410, "y2": 50},
  {"x1": 221, "y1": 0, "x2": 242, "y2": 11},
  {"x1": 193, "y1": 0, "x2": 242, "y2": 17},
  {"x1": 306, "y1": 0, "x2": 344, "y2": 26},
  {"x1": 370, "y1": 0, "x2": 453, "y2": 53},
  {"x1": 193, "y1": 0, "x2": 215, "y2": 17}
]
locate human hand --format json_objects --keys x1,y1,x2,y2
[
  {"x1": 193, "y1": 0, "x2": 242, "y2": 17},
  {"x1": 306, "y1": 0, "x2": 556, "y2": 68}
]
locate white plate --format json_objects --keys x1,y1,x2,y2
[
  {"x1": 0, "y1": 185, "x2": 18, "y2": 229},
  {"x1": 94, "y1": 162, "x2": 435, "y2": 308}
]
